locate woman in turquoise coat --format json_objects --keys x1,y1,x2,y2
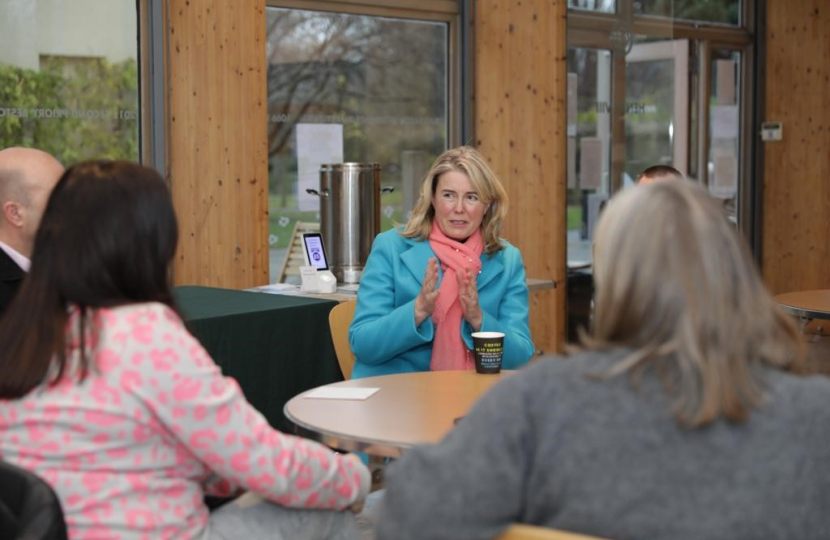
[{"x1": 349, "y1": 147, "x2": 534, "y2": 379}]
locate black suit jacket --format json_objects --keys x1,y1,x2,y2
[{"x1": 0, "y1": 248, "x2": 25, "y2": 318}]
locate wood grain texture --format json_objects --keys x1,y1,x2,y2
[
  {"x1": 167, "y1": 0, "x2": 269, "y2": 288},
  {"x1": 763, "y1": 0, "x2": 830, "y2": 293},
  {"x1": 474, "y1": 0, "x2": 567, "y2": 353}
]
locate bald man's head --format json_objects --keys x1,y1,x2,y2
[
  {"x1": 0, "y1": 147, "x2": 64, "y2": 257},
  {"x1": 636, "y1": 165, "x2": 684, "y2": 186}
]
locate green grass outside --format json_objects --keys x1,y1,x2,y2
[
  {"x1": 268, "y1": 191, "x2": 405, "y2": 249},
  {"x1": 567, "y1": 205, "x2": 582, "y2": 231},
  {"x1": 268, "y1": 197, "x2": 586, "y2": 248}
]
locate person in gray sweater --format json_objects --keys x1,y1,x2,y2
[{"x1": 375, "y1": 180, "x2": 830, "y2": 540}]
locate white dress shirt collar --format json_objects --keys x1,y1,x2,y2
[{"x1": 0, "y1": 240, "x2": 30, "y2": 272}]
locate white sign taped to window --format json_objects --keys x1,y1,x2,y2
[
  {"x1": 296, "y1": 123, "x2": 343, "y2": 212},
  {"x1": 711, "y1": 105, "x2": 739, "y2": 139},
  {"x1": 711, "y1": 138, "x2": 738, "y2": 198},
  {"x1": 716, "y1": 59, "x2": 736, "y2": 105},
  {"x1": 579, "y1": 137, "x2": 603, "y2": 190},
  {"x1": 567, "y1": 73, "x2": 577, "y2": 137},
  {"x1": 567, "y1": 138, "x2": 577, "y2": 189}
]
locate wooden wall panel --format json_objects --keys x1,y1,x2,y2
[
  {"x1": 167, "y1": 0, "x2": 269, "y2": 288},
  {"x1": 763, "y1": 0, "x2": 830, "y2": 293},
  {"x1": 475, "y1": 0, "x2": 568, "y2": 353}
]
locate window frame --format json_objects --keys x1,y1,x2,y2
[{"x1": 139, "y1": 0, "x2": 168, "y2": 177}]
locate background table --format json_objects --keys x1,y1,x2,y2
[
  {"x1": 775, "y1": 290, "x2": 830, "y2": 375},
  {"x1": 775, "y1": 290, "x2": 830, "y2": 321},
  {"x1": 175, "y1": 286, "x2": 343, "y2": 432},
  {"x1": 254, "y1": 277, "x2": 556, "y2": 304},
  {"x1": 284, "y1": 370, "x2": 512, "y2": 458}
]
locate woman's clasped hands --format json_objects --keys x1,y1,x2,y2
[
  {"x1": 457, "y1": 265, "x2": 483, "y2": 331},
  {"x1": 414, "y1": 258, "x2": 439, "y2": 327},
  {"x1": 414, "y1": 258, "x2": 482, "y2": 331}
]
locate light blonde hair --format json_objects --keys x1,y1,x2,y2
[
  {"x1": 582, "y1": 180, "x2": 804, "y2": 428},
  {"x1": 402, "y1": 146, "x2": 508, "y2": 254}
]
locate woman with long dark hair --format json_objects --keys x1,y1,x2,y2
[{"x1": 0, "y1": 161, "x2": 369, "y2": 540}]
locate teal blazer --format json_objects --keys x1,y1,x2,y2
[{"x1": 349, "y1": 228, "x2": 534, "y2": 379}]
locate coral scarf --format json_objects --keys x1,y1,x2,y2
[{"x1": 428, "y1": 226, "x2": 483, "y2": 371}]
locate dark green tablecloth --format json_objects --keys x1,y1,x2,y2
[{"x1": 174, "y1": 286, "x2": 343, "y2": 432}]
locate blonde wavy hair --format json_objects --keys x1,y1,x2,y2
[
  {"x1": 402, "y1": 146, "x2": 508, "y2": 254},
  {"x1": 582, "y1": 180, "x2": 804, "y2": 428}
]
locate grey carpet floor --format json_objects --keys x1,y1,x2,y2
[{"x1": 356, "y1": 490, "x2": 384, "y2": 540}]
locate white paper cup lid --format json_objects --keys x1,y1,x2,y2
[{"x1": 471, "y1": 332, "x2": 505, "y2": 338}]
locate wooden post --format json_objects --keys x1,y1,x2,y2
[
  {"x1": 474, "y1": 0, "x2": 568, "y2": 353},
  {"x1": 166, "y1": 0, "x2": 269, "y2": 288}
]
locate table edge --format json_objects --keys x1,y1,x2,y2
[
  {"x1": 777, "y1": 303, "x2": 830, "y2": 320},
  {"x1": 282, "y1": 370, "x2": 513, "y2": 458},
  {"x1": 283, "y1": 403, "x2": 409, "y2": 458}
]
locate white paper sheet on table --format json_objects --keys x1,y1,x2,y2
[
  {"x1": 304, "y1": 387, "x2": 380, "y2": 400},
  {"x1": 250, "y1": 283, "x2": 299, "y2": 294}
]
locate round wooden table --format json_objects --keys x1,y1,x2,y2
[
  {"x1": 775, "y1": 290, "x2": 830, "y2": 322},
  {"x1": 284, "y1": 370, "x2": 511, "y2": 458}
]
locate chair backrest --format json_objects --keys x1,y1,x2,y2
[
  {"x1": 276, "y1": 221, "x2": 320, "y2": 283},
  {"x1": 0, "y1": 460, "x2": 68, "y2": 540},
  {"x1": 496, "y1": 524, "x2": 611, "y2": 540},
  {"x1": 328, "y1": 300, "x2": 357, "y2": 379}
]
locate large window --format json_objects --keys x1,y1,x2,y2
[
  {"x1": 567, "y1": 0, "x2": 752, "y2": 264},
  {"x1": 264, "y1": 3, "x2": 455, "y2": 282},
  {"x1": 0, "y1": 0, "x2": 140, "y2": 164}
]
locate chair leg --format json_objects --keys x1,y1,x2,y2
[{"x1": 368, "y1": 456, "x2": 387, "y2": 492}]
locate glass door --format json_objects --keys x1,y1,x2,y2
[
  {"x1": 567, "y1": 47, "x2": 612, "y2": 264},
  {"x1": 625, "y1": 39, "x2": 689, "y2": 180},
  {"x1": 566, "y1": 0, "x2": 753, "y2": 341}
]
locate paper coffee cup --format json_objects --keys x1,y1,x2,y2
[{"x1": 471, "y1": 331, "x2": 505, "y2": 374}]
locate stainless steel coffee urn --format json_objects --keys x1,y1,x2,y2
[{"x1": 307, "y1": 163, "x2": 392, "y2": 284}]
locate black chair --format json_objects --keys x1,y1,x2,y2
[{"x1": 0, "y1": 460, "x2": 68, "y2": 540}]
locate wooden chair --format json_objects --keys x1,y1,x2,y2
[
  {"x1": 276, "y1": 221, "x2": 320, "y2": 283},
  {"x1": 327, "y1": 300, "x2": 389, "y2": 490},
  {"x1": 496, "y1": 524, "x2": 611, "y2": 540},
  {"x1": 328, "y1": 299, "x2": 357, "y2": 380}
]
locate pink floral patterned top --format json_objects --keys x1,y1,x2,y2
[{"x1": 0, "y1": 303, "x2": 370, "y2": 540}]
